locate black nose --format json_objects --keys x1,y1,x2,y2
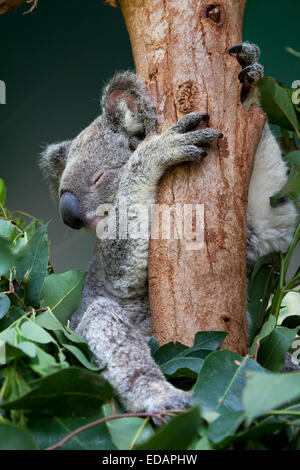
[{"x1": 59, "y1": 192, "x2": 85, "y2": 230}]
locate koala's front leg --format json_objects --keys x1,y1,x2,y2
[
  {"x1": 118, "y1": 112, "x2": 222, "y2": 205},
  {"x1": 75, "y1": 297, "x2": 191, "y2": 418},
  {"x1": 228, "y1": 42, "x2": 264, "y2": 107}
]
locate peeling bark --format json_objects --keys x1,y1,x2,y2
[{"x1": 120, "y1": 0, "x2": 266, "y2": 355}]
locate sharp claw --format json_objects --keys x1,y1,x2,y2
[
  {"x1": 200, "y1": 113, "x2": 210, "y2": 123},
  {"x1": 228, "y1": 44, "x2": 243, "y2": 55},
  {"x1": 238, "y1": 66, "x2": 254, "y2": 83}
]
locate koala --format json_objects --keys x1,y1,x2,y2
[{"x1": 40, "y1": 43, "x2": 298, "y2": 415}]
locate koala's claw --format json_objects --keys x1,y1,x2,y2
[
  {"x1": 171, "y1": 112, "x2": 209, "y2": 133},
  {"x1": 175, "y1": 128, "x2": 223, "y2": 146},
  {"x1": 229, "y1": 42, "x2": 263, "y2": 102},
  {"x1": 228, "y1": 42, "x2": 260, "y2": 67},
  {"x1": 147, "y1": 390, "x2": 192, "y2": 426},
  {"x1": 238, "y1": 63, "x2": 264, "y2": 84}
]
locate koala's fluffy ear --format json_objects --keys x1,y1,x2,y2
[
  {"x1": 39, "y1": 140, "x2": 72, "y2": 199},
  {"x1": 102, "y1": 72, "x2": 157, "y2": 141}
]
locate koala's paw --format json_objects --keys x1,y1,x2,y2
[
  {"x1": 145, "y1": 387, "x2": 192, "y2": 426},
  {"x1": 228, "y1": 42, "x2": 264, "y2": 102},
  {"x1": 163, "y1": 112, "x2": 223, "y2": 166}
]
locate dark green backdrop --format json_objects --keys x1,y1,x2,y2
[{"x1": 0, "y1": 0, "x2": 299, "y2": 272}]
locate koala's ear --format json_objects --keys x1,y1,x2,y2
[
  {"x1": 102, "y1": 72, "x2": 157, "y2": 140},
  {"x1": 39, "y1": 140, "x2": 72, "y2": 199}
]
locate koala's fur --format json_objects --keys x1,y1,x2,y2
[{"x1": 40, "y1": 44, "x2": 298, "y2": 414}]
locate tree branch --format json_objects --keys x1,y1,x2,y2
[
  {"x1": 46, "y1": 409, "x2": 185, "y2": 450},
  {"x1": 0, "y1": 0, "x2": 38, "y2": 15}
]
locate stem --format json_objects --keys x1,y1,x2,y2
[
  {"x1": 270, "y1": 222, "x2": 300, "y2": 321},
  {"x1": 46, "y1": 409, "x2": 182, "y2": 450},
  {"x1": 128, "y1": 417, "x2": 150, "y2": 450},
  {"x1": 267, "y1": 410, "x2": 300, "y2": 417}
]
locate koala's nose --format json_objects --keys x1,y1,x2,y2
[{"x1": 59, "y1": 192, "x2": 86, "y2": 230}]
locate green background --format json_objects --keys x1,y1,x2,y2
[{"x1": 0, "y1": 0, "x2": 299, "y2": 272}]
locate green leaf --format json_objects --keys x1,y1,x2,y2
[
  {"x1": 192, "y1": 350, "x2": 264, "y2": 414},
  {"x1": 103, "y1": 403, "x2": 154, "y2": 450},
  {"x1": 29, "y1": 346, "x2": 68, "y2": 377},
  {"x1": 247, "y1": 257, "x2": 279, "y2": 346},
  {"x1": 192, "y1": 331, "x2": 227, "y2": 350},
  {"x1": 0, "y1": 236, "x2": 27, "y2": 277},
  {"x1": 249, "y1": 314, "x2": 277, "y2": 357},
  {"x1": 40, "y1": 270, "x2": 85, "y2": 324},
  {"x1": 27, "y1": 412, "x2": 116, "y2": 450},
  {"x1": 35, "y1": 308, "x2": 65, "y2": 331},
  {"x1": 153, "y1": 341, "x2": 188, "y2": 366},
  {"x1": 20, "y1": 319, "x2": 57, "y2": 345},
  {"x1": 160, "y1": 357, "x2": 203, "y2": 379},
  {"x1": 0, "y1": 219, "x2": 14, "y2": 238},
  {"x1": 0, "y1": 178, "x2": 6, "y2": 206},
  {"x1": 270, "y1": 160, "x2": 300, "y2": 205},
  {"x1": 243, "y1": 370, "x2": 300, "y2": 424},
  {"x1": 16, "y1": 225, "x2": 49, "y2": 306},
  {"x1": 0, "y1": 421, "x2": 37, "y2": 450},
  {"x1": 0, "y1": 306, "x2": 24, "y2": 331},
  {"x1": 188, "y1": 434, "x2": 214, "y2": 450},
  {"x1": 0, "y1": 367, "x2": 113, "y2": 417},
  {"x1": 207, "y1": 410, "x2": 245, "y2": 445},
  {"x1": 153, "y1": 331, "x2": 226, "y2": 378},
  {"x1": 137, "y1": 407, "x2": 202, "y2": 450},
  {"x1": 257, "y1": 326, "x2": 299, "y2": 372},
  {"x1": 60, "y1": 343, "x2": 100, "y2": 371},
  {"x1": 284, "y1": 150, "x2": 300, "y2": 165},
  {"x1": 0, "y1": 327, "x2": 37, "y2": 361},
  {"x1": 0, "y1": 294, "x2": 10, "y2": 319},
  {"x1": 258, "y1": 77, "x2": 299, "y2": 133}
]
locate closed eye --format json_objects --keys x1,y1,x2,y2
[{"x1": 92, "y1": 171, "x2": 104, "y2": 188}]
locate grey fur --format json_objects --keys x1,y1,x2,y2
[{"x1": 40, "y1": 46, "x2": 298, "y2": 415}]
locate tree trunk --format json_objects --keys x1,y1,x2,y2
[{"x1": 120, "y1": 0, "x2": 266, "y2": 355}]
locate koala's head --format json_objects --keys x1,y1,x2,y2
[{"x1": 39, "y1": 72, "x2": 156, "y2": 231}]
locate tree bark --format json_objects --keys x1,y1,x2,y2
[
  {"x1": 120, "y1": 0, "x2": 266, "y2": 355},
  {"x1": 0, "y1": 0, "x2": 37, "y2": 14}
]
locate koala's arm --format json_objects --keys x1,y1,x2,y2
[
  {"x1": 118, "y1": 112, "x2": 222, "y2": 204},
  {"x1": 75, "y1": 296, "x2": 190, "y2": 416},
  {"x1": 98, "y1": 113, "x2": 222, "y2": 296}
]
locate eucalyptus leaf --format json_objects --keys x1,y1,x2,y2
[
  {"x1": 192, "y1": 350, "x2": 264, "y2": 414},
  {"x1": 0, "y1": 236, "x2": 27, "y2": 276},
  {"x1": 270, "y1": 161, "x2": 300, "y2": 205},
  {"x1": 243, "y1": 370, "x2": 300, "y2": 424},
  {"x1": 16, "y1": 225, "x2": 49, "y2": 306},
  {"x1": 207, "y1": 410, "x2": 245, "y2": 445},
  {"x1": 258, "y1": 77, "x2": 299, "y2": 133},
  {"x1": 20, "y1": 319, "x2": 57, "y2": 345},
  {"x1": 27, "y1": 413, "x2": 116, "y2": 450},
  {"x1": 0, "y1": 293, "x2": 10, "y2": 319},
  {"x1": 0, "y1": 306, "x2": 24, "y2": 331},
  {"x1": 249, "y1": 315, "x2": 277, "y2": 356},
  {"x1": 0, "y1": 422, "x2": 37, "y2": 450},
  {"x1": 1, "y1": 367, "x2": 113, "y2": 417},
  {"x1": 40, "y1": 270, "x2": 85, "y2": 324},
  {"x1": 137, "y1": 407, "x2": 202, "y2": 450},
  {"x1": 257, "y1": 326, "x2": 299, "y2": 371},
  {"x1": 103, "y1": 403, "x2": 155, "y2": 450}
]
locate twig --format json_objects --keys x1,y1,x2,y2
[
  {"x1": 24, "y1": 0, "x2": 38, "y2": 14},
  {"x1": 46, "y1": 409, "x2": 183, "y2": 450}
]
